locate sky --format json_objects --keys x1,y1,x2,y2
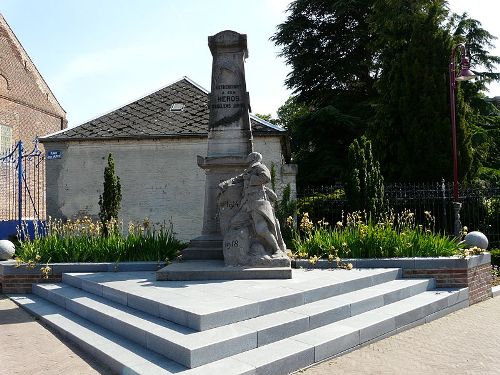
[{"x1": 2, "y1": 0, "x2": 499, "y2": 128}]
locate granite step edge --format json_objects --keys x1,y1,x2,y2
[
  {"x1": 32, "y1": 277, "x2": 435, "y2": 368},
  {"x1": 61, "y1": 268, "x2": 402, "y2": 331},
  {"x1": 8, "y1": 294, "x2": 186, "y2": 375}
]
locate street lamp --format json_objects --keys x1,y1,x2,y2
[{"x1": 449, "y1": 43, "x2": 475, "y2": 236}]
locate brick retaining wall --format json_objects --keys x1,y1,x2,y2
[
  {"x1": 294, "y1": 253, "x2": 492, "y2": 305},
  {"x1": 0, "y1": 274, "x2": 61, "y2": 294},
  {"x1": 0, "y1": 261, "x2": 164, "y2": 294},
  {"x1": 403, "y1": 262, "x2": 492, "y2": 304}
]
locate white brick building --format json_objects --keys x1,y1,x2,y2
[{"x1": 40, "y1": 77, "x2": 296, "y2": 241}]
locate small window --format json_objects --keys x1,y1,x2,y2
[
  {"x1": 170, "y1": 103, "x2": 185, "y2": 112},
  {"x1": 0, "y1": 124, "x2": 12, "y2": 154}
]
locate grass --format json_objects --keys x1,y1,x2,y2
[
  {"x1": 14, "y1": 217, "x2": 186, "y2": 265},
  {"x1": 288, "y1": 210, "x2": 462, "y2": 260}
]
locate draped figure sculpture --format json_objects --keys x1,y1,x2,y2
[{"x1": 218, "y1": 152, "x2": 290, "y2": 267}]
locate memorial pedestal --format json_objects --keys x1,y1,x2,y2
[{"x1": 156, "y1": 260, "x2": 292, "y2": 280}]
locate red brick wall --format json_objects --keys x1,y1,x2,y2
[
  {"x1": 467, "y1": 263, "x2": 493, "y2": 304},
  {"x1": 0, "y1": 274, "x2": 61, "y2": 294},
  {"x1": 0, "y1": 17, "x2": 66, "y2": 144},
  {"x1": 403, "y1": 264, "x2": 492, "y2": 305},
  {"x1": 0, "y1": 15, "x2": 66, "y2": 220}
]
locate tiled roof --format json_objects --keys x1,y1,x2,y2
[{"x1": 41, "y1": 77, "x2": 285, "y2": 141}]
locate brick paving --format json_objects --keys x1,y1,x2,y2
[
  {"x1": 1, "y1": 294, "x2": 499, "y2": 375},
  {"x1": 0, "y1": 295, "x2": 110, "y2": 375},
  {"x1": 298, "y1": 296, "x2": 500, "y2": 375}
]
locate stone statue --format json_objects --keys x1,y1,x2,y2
[{"x1": 218, "y1": 152, "x2": 290, "y2": 267}]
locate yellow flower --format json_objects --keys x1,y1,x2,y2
[{"x1": 308, "y1": 255, "x2": 318, "y2": 265}]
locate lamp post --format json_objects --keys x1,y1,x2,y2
[{"x1": 449, "y1": 43, "x2": 475, "y2": 236}]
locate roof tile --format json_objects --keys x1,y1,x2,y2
[{"x1": 43, "y1": 77, "x2": 285, "y2": 140}]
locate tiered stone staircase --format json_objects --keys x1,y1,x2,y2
[{"x1": 10, "y1": 267, "x2": 469, "y2": 374}]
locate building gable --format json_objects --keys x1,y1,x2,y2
[{"x1": 0, "y1": 14, "x2": 65, "y2": 118}]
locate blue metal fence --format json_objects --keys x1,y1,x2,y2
[{"x1": 0, "y1": 140, "x2": 45, "y2": 239}]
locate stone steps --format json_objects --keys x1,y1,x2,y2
[
  {"x1": 11, "y1": 294, "x2": 184, "y2": 375},
  {"x1": 60, "y1": 268, "x2": 401, "y2": 331},
  {"x1": 185, "y1": 289, "x2": 468, "y2": 375},
  {"x1": 30, "y1": 277, "x2": 434, "y2": 368},
  {"x1": 10, "y1": 268, "x2": 469, "y2": 374}
]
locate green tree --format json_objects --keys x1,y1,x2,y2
[
  {"x1": 345, "y1": 136, "x2": 385, "y2": 215},
  {"x1": 279, "y1": 103, "x2": 363, "y2": 185},
  {"x1": 254, "y1": 113, "x2": 275, "y2": 123},
  {"x1": 272, "y1": 0, "x2": 377, "y2": 109},
  {"x1": 272, "y1": 0, "x2": 376, "y2": 187},
  {"x1": 449, "y1": 12, "x2": 500, "y2": 184},
  {"x1": 367, "y1": 0, "x2": 474, "y2": 182},
  {"x1": 273, "y1": 0, "x2": 500, "y2": 184},
  {"x1": 98, "y1": 153, "x2": 122, "y2": 235}
]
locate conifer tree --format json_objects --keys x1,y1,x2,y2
[
  {"x1": 98, "y1": 153, "x2": 122, "y2": 235},
  {"x1": 345, "y1": 136, "x2": 385, "y2": 216},
  {"x1": 367, "y1": 0, "x2": 473, "y2": 182}
]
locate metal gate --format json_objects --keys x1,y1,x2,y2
[{"x1": 0, "y1": 139, "x2": 45, "y2": 239}]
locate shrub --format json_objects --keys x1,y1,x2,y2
[
  {"x1": 15, "y1": 217, "x2": 185, "y2": 264},
  {"x1": 296, "y1": 189, "x2": 345, "y2": 225},
  {"x1": 275, "y1": 184, "x2": 297, "y2": 247},
  {"x1": 345, "y1": 136, "x2": 385, "y2": 217},
  {"x1": 99, "y1": 154, "x2": 122, "y2": 235},
  {"x1": 491, "y1": 249, "x2": 500, "y2": 267},
  {"x1": 288, "y1": 210, "x2": 459, "y2": 259}
]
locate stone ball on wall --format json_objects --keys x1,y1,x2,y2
[
  {"x1": 464, "y1": 231, "x2": 489, "y2": 250},
  {"x1": 0, "y1": 240, "x2": 16, "y2": 261}
]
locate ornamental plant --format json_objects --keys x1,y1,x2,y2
[
  {"x1": 345, "y1": 136, "x2": 385, "y2": 217},
  {"x1": 287, "y1": 210, "x2": 460, "y2": 260},
  {"x1": 15, "y1": 217, "x2": 185, "y2": 264},
  {"x1": 98, "y1": 153, "x2": 122, "y2": 236}
]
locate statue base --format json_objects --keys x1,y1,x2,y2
[
  {"x1": 182, "y1": 235, "x2": 224, "y2": 260},
  {"x1": 156, "y1": 260, "x2": 292, "y2": 281}
]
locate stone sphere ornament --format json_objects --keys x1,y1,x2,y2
[
  {"x1": 0, "y1": 240, "x2": 16, "y2": 260},
  {"x1": 464, "y1": 231, "x2": 489, "y2": 250}
]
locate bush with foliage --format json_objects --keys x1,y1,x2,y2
[
  {"x1": 15, "y1": 217, "x2": 185, "y2": 265},
  {"x1": 490, "y1": 248, "x2": 500, "y2": 267},
  {"x1": 287, "y1": 210, "x2": 460, "y2": 260},
  {"x1": 296, "y1": 188, "x2": 345, "y2": 225},
  {"x1": 345, "y1": 136, "x2": 385, "y2": 216}
]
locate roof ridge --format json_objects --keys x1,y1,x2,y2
[{"x1": 249, "y1": 113, "x2": 285, "y2": 132}]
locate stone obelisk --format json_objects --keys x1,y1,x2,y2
[{"x1": 182, "y1": 30, "x2": 253, "y2": 260}]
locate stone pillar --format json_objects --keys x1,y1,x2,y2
[
  {"x1": 207, "y1": 30, "x2": 253, "y2": 157},
  {"x1": 183, "y1": 30, "x2": 253, "y2": 260}
]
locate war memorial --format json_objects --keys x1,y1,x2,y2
[{"x1": 1, "y1": 31, "x2": 492, "y2": 375}]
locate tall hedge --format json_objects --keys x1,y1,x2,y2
[{"x1": 345, "y1": 136, "x2": 385, "y2": 216}]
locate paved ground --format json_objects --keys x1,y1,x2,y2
[
  {"x1": 1, "y1": 294, "x2": 499, "y2": 375},
  {"x1": 298, "y1": 296, "x2": 500, "y2": 375},
  {"x1": 0, "y1": 295, "x2": 110, "y2": 375}
]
